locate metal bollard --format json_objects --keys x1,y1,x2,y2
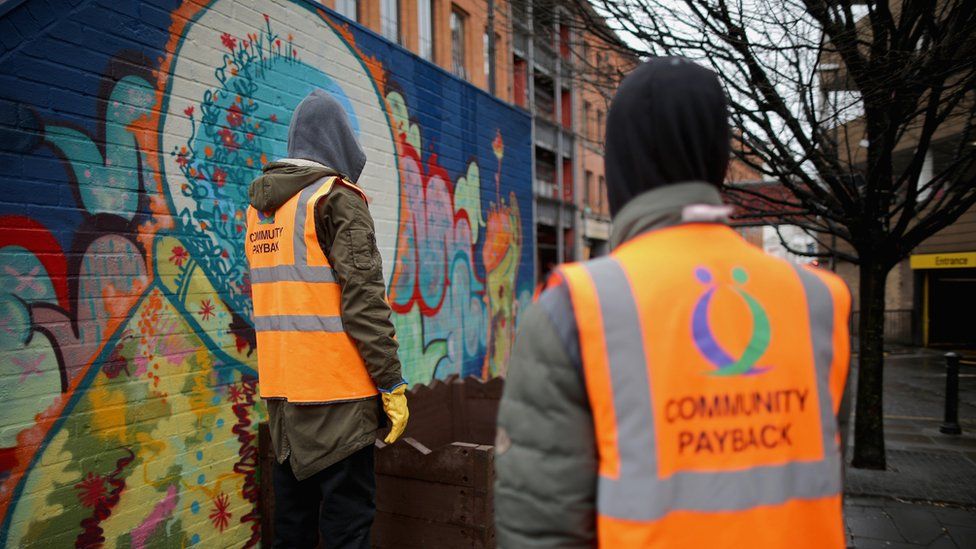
[{"x1": 940, "y1": 352, "x2": 962, "y2": 435}]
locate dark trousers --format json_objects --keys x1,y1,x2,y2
[{"x1": 273, "y1": 445, "x2": 376, "y2": 549}]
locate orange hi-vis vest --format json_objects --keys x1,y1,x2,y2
[
  {"x1": 245, "y1": 176, "x2": 377, "y2": 404},
  {"x1": 557, "y1": 224, "x2": 850, "y2": 548}
]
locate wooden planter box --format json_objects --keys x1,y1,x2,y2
[{"x1": 259, "y1": 375, "x2": 503, "y2": 548}]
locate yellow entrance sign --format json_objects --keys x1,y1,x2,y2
[{"x1": 910, "y1": 251, "x2": 976, "y2": 269}]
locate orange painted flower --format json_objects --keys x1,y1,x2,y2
[
  {"x1": 492, "y1": 129, "x2": 504, "y2": 160},
  {"x1": 175, "y1": 146, "x2": 189, "y2": 168}
]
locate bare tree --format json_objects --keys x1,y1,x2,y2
[{"x1": 561, "y1": 0, "x2": 976, "y2": 470}]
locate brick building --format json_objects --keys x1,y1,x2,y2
[
  {"x1": 318, "y1": 0, "x2": 636, "y2": 280},
  {"x1": 816, "y1": 5, "x2": 976, "y2": 348}
]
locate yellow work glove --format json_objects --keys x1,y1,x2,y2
[{"x1": 382, "y1": 385, "x2": 409, "y2": 444}]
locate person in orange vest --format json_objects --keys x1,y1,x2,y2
[
  {"x1": 495, "y1": 58, "x2": 852, "y2": 548},
  {"x1": 244, "y1": 89, "x2": 408, "y2": 548}
]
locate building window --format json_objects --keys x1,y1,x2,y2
[
  {"x1": 483, "y1": 30, "x2": 490, "y2": 78},
  {"x1": 512, "y1": 0, "x2": 528, "y2": 21},
  {"x1": 418, "y1": 0, "x2": 434, "y2": 60},
  {"x1": 451, "y1": 6, "x2": 467, "y2": 79},
  {"x1": 513, "y1": 56, "x2": 528, "y2": 107},
  {"x1": 334, "y1": 0, "x2": 357, "y2": 20},
  {"x1": 535, "y1": 147, "x2": 557, "y2": 198},
  {"x1": 381, "y1": 0, "x2": 399, "y2": 43},
  {"x1": 483, "y1": 31, "x2": 501, "y2": 82},
  {"x1": 585, "y1": 170, "x2": 593, "y2": 209},
  {"x1": 534, "y1": 73, "x2": 555, "y2": 121},
  {"x1": 596, "y1": 109, "x2": 604, "y2": 143},
  {"x1": 582, "y1": 101, "x2": 591, "y2": 140},
  {"x1": 561, "y1": 88, "x2": 571, "y2": 129},
  {"x1": 559, "y1": 23, "x2": 570, "y2": 59},
  {"x1": 598, "y1": 175, "x2": 606, "y2": 215},
  {"x1": 533, "y1": 0, "x2": 554, "y2": 46},
  {"x1": 562, "y1": 157, "x2": 573, "y2": 203},
  {"x1": 918, "y1": 148, "x2": 934, "y2": 201}
]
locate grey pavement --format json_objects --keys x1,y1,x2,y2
[
  {"x1": 843, "y1": 348, "x2": 976, "y2": 548},
  {"x1": 845, "y1": 497, "x2": 974, "y2": 548}
]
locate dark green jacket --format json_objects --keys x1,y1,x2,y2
[
  {"x1": 248, "y1": 159, "x2": 403, "y2": 480},
  {"x1": 494, "y1": 182, "x2": 852, "y2": 547}
]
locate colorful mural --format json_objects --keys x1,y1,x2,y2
[{"x1": 0, "y1": 0, "x2": 532, "y2": 546}]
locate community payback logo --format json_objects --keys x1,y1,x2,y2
[
  {"x1": 256, "y1": 210, "x2": 276, "y2": 225},
  {"x1": 661, "y1": 266, "x2": 810, "y2": 458},
  {"x1": 692, "y1": 266, "x2": 771, "y2": 376},
  {"x1": 248, "y1": 210, "x2": 281, "y2": 254}
]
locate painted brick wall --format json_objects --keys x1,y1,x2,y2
[{"x1": 0, "y1": 0, "x2": 533, "y2": 545}]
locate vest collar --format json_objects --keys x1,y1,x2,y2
[
  {"x1": 610, "y1": 182, "x2": 727, "y2": 250},
  {"x1": 277, "y1": 157, "x2": 333, "y2": 171}
]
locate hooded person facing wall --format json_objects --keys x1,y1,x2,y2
[
  {"x1": 244, "y1": 89, "x2": 408, "y2": 549},
  {"x1": 495, "y1": 58, "x2": 851, "y2": 549},
  {"x1": 603, "y1": 56, "x2": 729, "y2": 218}
]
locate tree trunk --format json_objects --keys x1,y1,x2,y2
[{"x1": 851, "y1": 258, "x2": 890, "y2": 470}]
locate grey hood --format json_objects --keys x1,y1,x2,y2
[
  {"x1": 287, "y1": 89, "x2": 367, "y2": 183},
  {"x1": 248, "y1": 160, "x2": 340, "y2": 212}
]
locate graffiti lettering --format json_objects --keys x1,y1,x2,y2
[{"x1": 0, "y1": 2, "x2": 531, "y2": 546}]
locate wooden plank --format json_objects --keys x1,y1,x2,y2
[
  {"x1": 371, "y1": 511, "x2": 491, "y2": 548},
  {"x1": 451, "y1": 376, "x2": 468, "y2": 442},
  {"x1": 376, "y1": 442, "x2": 490, "y2": 487},
  {"x1": 375, "y1": 475, "x2": 490, "y2": 527},
  {"x1": 460, "y1": 377, "x2": 502, "y2": 445},
  {"x1": 462, "y1": 376, "x2": 504, "y2": 400},
  {"x1": 401, "y1": 381, "x2": 456, "y2": 449},
  {"x1": 400, "y1": 375, "x2": 506, "y2": 449},
  {"x1": 468, "y1": 445, "x2": 494, "y2": 505},
  {"x1": 464, "y1": 399, "x2": 501, "y2": 446}
]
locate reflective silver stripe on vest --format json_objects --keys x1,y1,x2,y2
[
  {"x1": 249, "y1": 177, "x2": 338, "y2": 286},
  {"x1": 793, "y1": 265, "x2": 843, "y2": 466},
  {"x1": 292, "y1": 178, "x2": 330, "y2": 265},
  {"x1": 250, "y1": 264, "x2": 337, "y2": 284},
  {"x1": 253, "y1": 314, "x2": 345, "y2": 333},
  {"x1": 582, "y1": 257, "x2": 842, "y2": 522}
]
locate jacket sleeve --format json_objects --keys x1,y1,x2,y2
[
  {"x1": 494, "y1": 285, "x2": 597, "y2": 548},
  {"x1": 316, "y1": 185, "x2": 405, "y2": 391}
]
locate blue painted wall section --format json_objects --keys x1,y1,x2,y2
[{"x1": 0, "y1": 1, "x2": 532, "y2": 546}]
